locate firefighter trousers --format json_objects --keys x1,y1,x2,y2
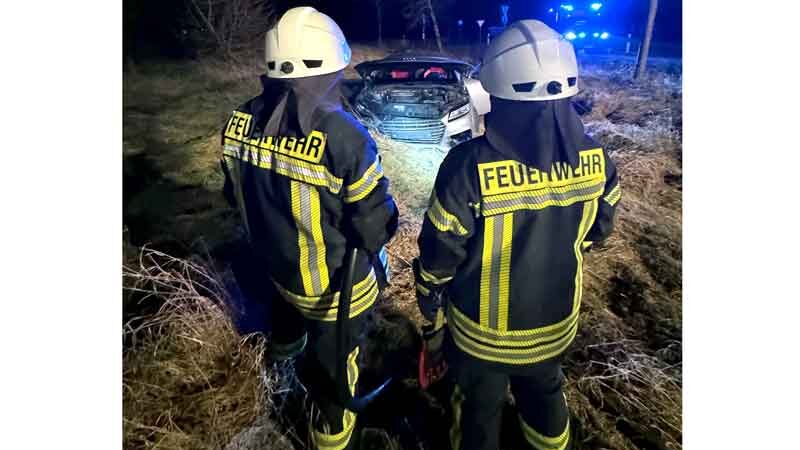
[
  {"x1": 266, "y1": 284, "x2": 374, "y2": 450},
  {"x1": 447, "y1": 338, "x2": 571, "y2": 450},
  {"x1": 232, "y1": 250, "x2": 374, "y2": 450},
  {"x1": 295, "y1": 314, "x2": 371, "y2": 450}
]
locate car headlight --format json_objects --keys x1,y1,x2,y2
[
  {"x1": 564, "y1": 31, "x2": 577, "y2": 40},
  {"x1": 448, "y1": 103, "x2": 471, "y2": 121},
  {"x1": 578, "y1": 32, "x2": 586, "y2": 39},
  {"x1": 600, "y1": 32, "x2": 609, "y2": 40}
]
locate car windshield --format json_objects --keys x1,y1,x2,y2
[{"x1": 367, "y1": 65, "x2": 459, "y2": 84}]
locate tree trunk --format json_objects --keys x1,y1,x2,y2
[
  {"x1": 377, "y1": 3, "x2": 383, "y2": 47},
  {"x1": 426, "y1": 0, "x2": 443, "y2": 52},
  {"x1": 634, "y1": 0, "x2": 658, "y2": 80}
]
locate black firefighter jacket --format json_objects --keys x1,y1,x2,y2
[
  {"x1": 416, "y1": 98, "x2": 621, "y2": 370},
  {"x1": 220, "y1": 84, "x2": 398, "y2": 323}
]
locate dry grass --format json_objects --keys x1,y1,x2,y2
[{"x1": 123, "y1": 248, "x2": 283, "y2": 450}]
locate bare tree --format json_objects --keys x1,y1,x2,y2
[
  {"x1": 426, "y1": 0, "x2": 443, "y2": 52},
  {"x1": 373, "y1": 0, "x2": 384, "y2": 47},
  {"x1": 402, "y1": 0, "x2": 444, "y2": 52},
  {"x1": 634, "y1": 0, "x2": 659, "y2": 80},
  {"x1": 185, "y1": 0, "x2": 277, "y2": 58}
]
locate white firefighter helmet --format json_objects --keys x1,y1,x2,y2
[
  {"x1": 479, "y1": 20, "x2": 579, "y2": 101},
  {"x1": 265, "y1": 7, "x2": 351, "y2": 78}
]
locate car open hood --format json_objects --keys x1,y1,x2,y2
[{"x1": 355, "y1": 55, "x2": 475, "y2": 80}]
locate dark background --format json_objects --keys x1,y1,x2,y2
[{"x1": 124, "y1": 0, "x2": 681, "y2": 61}]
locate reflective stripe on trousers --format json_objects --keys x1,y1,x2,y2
[
  {"x1": 447, "y1": 354, "x2": 570, "y2": 450},
  {"x1": 312, "y1": 346, "x2": 360, "y2": 450}
]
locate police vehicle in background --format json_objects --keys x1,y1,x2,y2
[{"x1": 544, "y1": 2, "x2": 616, "y2": 51}]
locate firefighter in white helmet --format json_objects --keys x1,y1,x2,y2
[
  {"x1": 414, "y1": 20, "x2": 620, "y2": 450},
  {"x1": 220, "y1": 7, "x2": 397, "y2": 450}
]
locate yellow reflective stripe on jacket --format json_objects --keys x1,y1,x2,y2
[
  {"x1": 519, "y1": 415, "x2": 570, "y2": 450},
  {"x1": 449, "y1": 200, "x2": 598, "y2": 365},
  {"x1": 479, "y1": 213, "x2": 513, "y2": 331},
  {"x1": 223, "y1": 139, "x2": 343, "y2": 194},
  {"x1": 426, "y1": 195, "x2": 469, "y2": 236},
  {"x1": 481, "y1": 177, "x2": 604, "y2": 217},
  {"x1": 603, "y1": 182, "x2": 621, "y2": 206},
  {"x1": 274, "y1": 270, "x2": 378, "y2": 321},
  {"x1": 344, "y1": 159, "x2": 384, "y2": 203},
  {"x1": 449, "y1": 303, "x2": 578, "y2": 348},
  {"x1": 449, "y1": 313, "x2": 579, "y2": 365},
  {"x1": 571, "y1": 199, "x2": 598, "y2": 328},
  {"x1": 419, "y1": 262, "x2": 454, "y2": 285},
  {"x1": 290, "y1": 181, "x2": 330, "y2": 296}
]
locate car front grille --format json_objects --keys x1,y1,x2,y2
[{"x1": 378, "y1": 117, "x2": 445, "y2": 145}]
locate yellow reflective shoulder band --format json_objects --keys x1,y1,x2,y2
[
  {"x1": 603, "y1": 182, "x2": 621, "y2": 206},
  {"x1": 344, "y1": 159, "x2": 384, "y2": 204},
  {"x1": 223, "y1": 137, "x2": 343, "y2": 194},
  {"x1": 426, "y1": 194, "x2": 469, "y2": 236},
  {"x1": 481, "y1": 177, "x2": 604, "y2": 217}
]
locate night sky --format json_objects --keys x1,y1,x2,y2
[
  {"x1": 125, "y1": 0, "x2": 682, "y2": 61},
  {"x1": 282, "y1": 0, "x2": 682, "y2": 44}
]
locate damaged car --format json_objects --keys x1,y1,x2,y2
[{"x1": 352, "y1": 53, "x2": 490, "y2": 147}]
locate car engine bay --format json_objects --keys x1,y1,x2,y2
[{"x1": 356, "y1": 84, "x2": 470, "y2": 121}]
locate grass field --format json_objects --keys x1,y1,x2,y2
[{"x1": 123, "y1": 45, "x2": 682, "y2": 450}]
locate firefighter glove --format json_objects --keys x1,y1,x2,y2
[{"x1": 413, "y1": 258, "x2": 448, "y2": 323}]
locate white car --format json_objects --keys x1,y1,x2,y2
[{"x1": 352, "y1": 52, "x2": 490, "y2": 148}]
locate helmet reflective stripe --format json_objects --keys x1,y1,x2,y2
[
  {"x1": 479, "y1": 20, "x2": 579, "y2": 101},
  {"x1": 265, "y1": 7, "x2": 352, "y2": 79}
]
